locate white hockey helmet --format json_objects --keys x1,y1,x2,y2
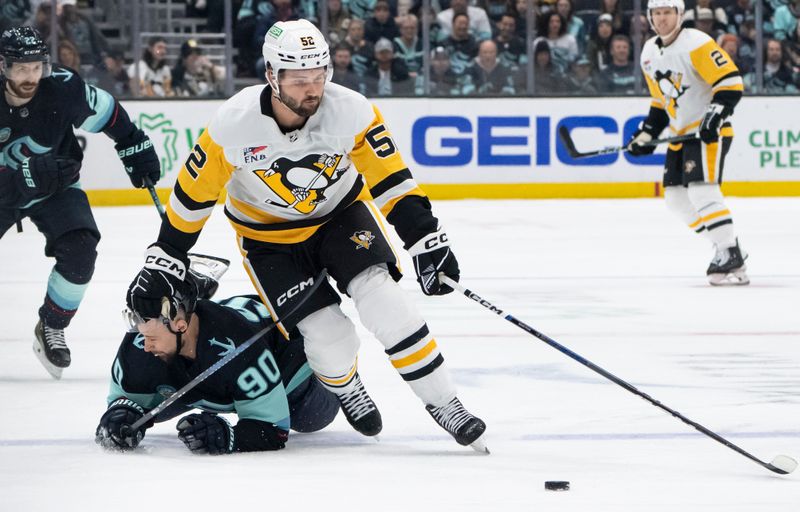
[
  {"x1": 646, "y1": 0, "x2": 685, "y2": 38},
  {"x1": 262, "y1": 19, "x2": 332, "y2": 94}
]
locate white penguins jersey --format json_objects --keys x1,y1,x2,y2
[
  {"x1": 640, "y1": 28, "x2": 743, "y2": 136},
  {"x1": 164, "y1": 82, "x2": 425, "y2": 244}
]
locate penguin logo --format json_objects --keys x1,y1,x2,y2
[
  {"x1": 253, "y1": 153, "x2": 345, "y2": 214},
  {"x1": 350, "y1": 230, "x2": 375, "y2": 250},
  {"x1": 654, "y1": 70, "x2": 689, "y2": 118},
  {"x1": 684, "y1": 160, "x2": 697, "y2": 173}
]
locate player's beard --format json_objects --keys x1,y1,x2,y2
[
  {"x1": 280, "y1": 91, "x2": 322, "y2": 118},
  {"x1": 5, "y1": 78, "x2": 39, "y2": 100}
]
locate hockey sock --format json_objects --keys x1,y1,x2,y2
[
  {"x1": 687, "y1": 183, "x2": 737, "y2": 249},
  {"x1": 296, "y1": 304, "x2": 361, "y2": 394}
]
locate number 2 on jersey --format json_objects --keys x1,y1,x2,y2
[
  {"x1": 185, "y1": 144, "x2": 207, "y2": 179},
  {"x1": 710, "y1": 49, "x2": 728, "y2": 67}
]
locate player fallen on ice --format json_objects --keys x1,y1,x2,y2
[
  {"x1": 626, "y1": 0, "x2": 749, "y2": 285},
  {"x1": 0, "y1": 27, "x2": 161, "y2": 379},
  {"x1": 125, "y1": 19, "x2": 487, "y2": 451},
  {"x1": 96, "y1": 266, "x2": 340, "y2": 453}
]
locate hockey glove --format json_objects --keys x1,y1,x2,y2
[
  {"x1": 408, "y1": 227, "x2": 459, "y2": 296},
  {"x1": 95, "y1": 398, "x2": 150, "y2": 451},
  {"x1": 127, "y1": 243, "x2": 190, "y2": 322},
  {"x1": 16, "y1": 154, "x2": 81, "y2": 202},
  {"x1": 699, "y1": 103, "x2": 727, "y2": 144},
  {"x1": 176, "y1": 413, "x2": 234, "y2": 455},
  {"x1": 626, "y1": 129, "x2": 656, "y2": 156},
  {"x1": 115, "y1": 129, "x2": 161, "y2": 188}
]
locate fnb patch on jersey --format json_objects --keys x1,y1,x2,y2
[{"x1": 243, "y1": 145, "x2": 269, "y2": 163}]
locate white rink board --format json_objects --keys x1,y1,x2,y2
[{"x1": 76, "y1": 95, "x2": 800, "y2": 191}]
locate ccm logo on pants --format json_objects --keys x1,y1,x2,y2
[{"x1": 278, "y1": 277, "x2": 315, "y2": 306}]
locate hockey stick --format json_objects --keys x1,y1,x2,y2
[
  {"x1": 128, "y1": 269, "x2": 329, "y2": 432},
  {"x1": 439, "y1": 275, "x2": 798, "y2": 475},
  {"x1": 558, "y1": 125, "x2": 698, "y2": 159},
  {"x1": 144, "y1": 177, "x2": 166, "y2": 219}
]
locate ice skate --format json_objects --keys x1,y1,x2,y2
[
  {"x1": 426, "y1": 397, "x2": 489, "y2": 453},
  {"x1": 707, "y1": 240, "x2": 749, "y2": 286},
  {"x1": 336, "y1": 373, "x2": 382, "y2": 436},
  {"x1": 33, "y1": 320, "x2": 71, "y2": 380}
]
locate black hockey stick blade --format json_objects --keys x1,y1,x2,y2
[
  {"x1": 558, "y1": 125, "x2": 582, "y2": 158},
  {"x1": 127, "y1": 269, "x2": 329, "y2": 433},
  {"x1": 439, "y1": 274, "x2": 797, "y2": 475},
  {"x1": 559, "y1": 125, "x2": 701, "y2": 160}
]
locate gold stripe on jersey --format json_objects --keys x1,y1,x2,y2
[
  {"x1": 238, "y1": 237, "x2": 290, "y2": 338},
  {"x1": 689, "y1": 40, "x2": 740, "y2": 87},
  {"x1": 644, "y1": 74, "x2": 666, "y2": 109},
  {"x1": 704, "y1": 138, "x2": 720, "y2": 182},
  {"x1": 166, "y1": 129, "x2": 234, "y2": 236}
]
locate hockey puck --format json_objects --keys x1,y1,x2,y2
[{"x1": 544, "y1": 481, "x2": 570, "y2": 491}]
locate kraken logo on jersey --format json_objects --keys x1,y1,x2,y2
[
  {"x1": 0, "y1": 136, "x2": 51, "y2": 170},
  {"x1": 350, "y1": 230, "x2": 375, "y2": 250},
  {"x1": 253, "y1": 153, "x2": 345, "y2": 214},
  {"x1": 654, "y1": 70, "x2": 689, "y2": 118}
]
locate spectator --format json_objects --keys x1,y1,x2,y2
[
  {"x1": 443, "y1": 12, "x2": 480, "y2": 74},
  {"x1": 479, "y1": 0, "x2": 513, "y2": 25},
  {"x1": 129, "y1": 36, "x2": 174, "y2": 97},
  {"x1": 331, "y1": 44, "x2": 362, "y2": 92},
  {"x1": 326, "y1": 0, "x2": 352, "y2": 45},
  {"x1": 365, "y1": 0, "x2": 400, "y2": 43},
  {"x1": 343, "y1": 18, "x2": 376, "y2": 76},
  {"x1": 172, "y1": 39, "x2": 226, "y2": 98},
  {"x1": 363, "y1": 37, "x2": 414, "y2": 96},
  {"x1": 785, "y1": 18, "x2": 800, "y2": 78},
  {"x1": 512, "y1": 0, "x2": 530, "y2": 39},
  {"x1": 1, "y1": 0, "x2": 32, "y2": 32},
  {"x1": 394, "y1": 14, "x2": 424, "y2": 75},
  {"x1": 418, "y1": 4, "x2": 447, "y2": 44},
  {"x1": 57, "y1": 0, "x2": 110, "y2": 66},
  {"x1": 564, "y1": 56, "x2": 598, "y2": 94},
  {"x1": 556, "y1": 0, "x2": 586, "y2": 53},
  {"x1": 438, "y1": 0, "x2": 493, "y2": 41},
  {"x1": 597, "y1": 34, "x2": 635, "y2": 94},
  {"x1": 598, "y1": 0, "x2": 628, "y2": 36},
  {"x1": 689, "y1": 7, "x2": 725, "y2": 40},
  {"x1": 586, "y1": 13, "x2": 613, "y2": 72},
  {"x1": 717, "y1": 33, "x2": 750, "y2": 74},
  {"x1": 738, "y1": 18, "x2": 758, "y2": 72},
  {"x1": 725, "y1": 0, "x2": 751, "y2": 36},
  {"x1": 463, "y1": 39, "x2": 516, "y2": 95},
  {"x1": 57, "y1": 38, "x2": 81, "y2": 71},
  {"x1": 744, "y1": 39, "x2": 798, "y2": 93},
  {"x1": 233, "y1": 0, "x2": 272, "y2": 76},
  {"x1": 416, "y1": 46, "x2": 463, "y2": 96},
  {"x1": 252, "y1": 0, "x2": 300, "y2": 76},
  {"x1": 84, "y1": 49, "x2": 130, "y2": 97},
  {"x1": 630, "y1": 13, "x2": 655, "y2": 49},
  {"x1": 531, "y1": 40, "x2": 565, "y2": 94},
  {"x1": 533, "y1": 12, "x2": 579, "y2": 73},
  {"x1": 684, "y1": 0, "x2": 728, "y2": 35},
  {"x1": 772, "y1": 0, "x2": 800, "y2": 41},
  {"x1": 349, "y1": 0, "x2": 378, "y2": 20},
  {"x1": 494, "y1": 12, "x2": 527, "y2": 70}
]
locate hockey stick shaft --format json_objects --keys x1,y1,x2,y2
[
  {"x1": 144, "y1": 177, "x2": 166, "y2": 219},
  {"x1": 558, "y1": 125, "x2": 698, "y2": 159},
  {"x1": 129, "y1": 269, "x2": 329, "y2": 431},
  {"x1": 439, "y1": 275, "x2": 796, "y2": 475}
]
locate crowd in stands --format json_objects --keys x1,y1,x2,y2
[{"x1": 2, "y1": 0, "x2": 800, "y2": 96}]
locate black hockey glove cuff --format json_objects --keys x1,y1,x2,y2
[
  {"x1": 408, "y1": 227, "x2": 460, "y2": 296},
  {"x1": 127, "y1": 243, "x2": 190, "y2": 321},
  {"x1": 95, "y1": 398, "x2": 151, "y2": 451},
  {"x1": 17, "y1": 154, "x2": 81, "y2": 202},
  {"x1": 699, "y1": 103, "x2": 727, "y2": 144},
  {"x1": 176, "y1": 413, "x2": 235, "y2": 455},
  {"x1": 115, "y1": 129, "x2": 161, "y2": 188},
  {"x1": 627, "y1": 106, "x2": 668, "y2": 156},
  {"x1": 232, "y1": 419, "x2": 288, "y2": 452}
]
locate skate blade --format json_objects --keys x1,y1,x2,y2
[
  {"x1": 188, "y1": 253, "x2": 231, "y2": 281},
  {"x1": 32, "y1": 341, "x2": 63, "y2": 380},
  {"x1": 469, "y1": 435, "x2": 490, "y2": 454},
  {"x1": 708, "y1": 270, "x2": 750, "y2": 286}
]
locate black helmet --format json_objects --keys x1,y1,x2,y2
[{"x1": 0, "y1": 26, "x2": 50, "y2": 64}]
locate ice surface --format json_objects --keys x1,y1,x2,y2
[{"x1": 1, "y1": 198, "x2": 798, "y2": 511}]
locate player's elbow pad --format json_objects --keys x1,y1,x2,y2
[
  {"x1": 232, "y1": 419, "x2": 289, "y2": 452},
  {"x1": 711, "y1": 89, "x2": 742, "y2": 116}
]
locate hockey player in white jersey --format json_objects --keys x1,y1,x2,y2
[
  {"x1": 125, "y1": 20, "x2": 487, "y2": 451},
  {"x1": 627, "y1": 0, "x2": 748, "y2": 285}
]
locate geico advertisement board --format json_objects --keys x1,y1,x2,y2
[{"x1": 77, "y1": 96, "x2": 800, "y2": 191}]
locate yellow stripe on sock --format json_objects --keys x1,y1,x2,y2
[{"x1": 391, "y1": 340, "x2": 438, "y2": 369}]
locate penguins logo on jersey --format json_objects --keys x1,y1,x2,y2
[
  {"x1": 253, "y1": 153, "x2": 344, "y2": 214},
  {"x1": 654, "y1": 70, "x2": 689, "y2": 118},
  {"x1": 350, "y1": 230, "x2": 375, "y2": 250}
]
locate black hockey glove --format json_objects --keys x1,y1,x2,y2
[
  {"x1": 115, "y1": 129, "x2": 161, "y2": 188},
  {"x1": 626, "y1": 128, "x2": 657, "y2": 156},
  {"x1": 408, "y1": 227, "x2": 459, "y2": 296},
  {"x1": 16, "y1": 154, "x2": 81, "y2": 202},
  {"x1": 699, "y1": 103, "x2": 727, "y2": 144},
  {"x1": 176, "y1": 413, "x2": 234, "y2": 455},
  {"x1": 127, "y1": 243, "x2": 190, "y2": 321},
  {"x1": 95, "y1": 398, "x2": 150, "y2": 451}
]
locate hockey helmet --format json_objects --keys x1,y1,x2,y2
[
  {"x1": 0, "y1": 26, "x2": 52, "y2": 78},
  {"x1": 262, "y1": 19, "x2": 332, "y2": 94},
  {"x1": 646, "y1": 0, "x2": 685, "y2": 38}
]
